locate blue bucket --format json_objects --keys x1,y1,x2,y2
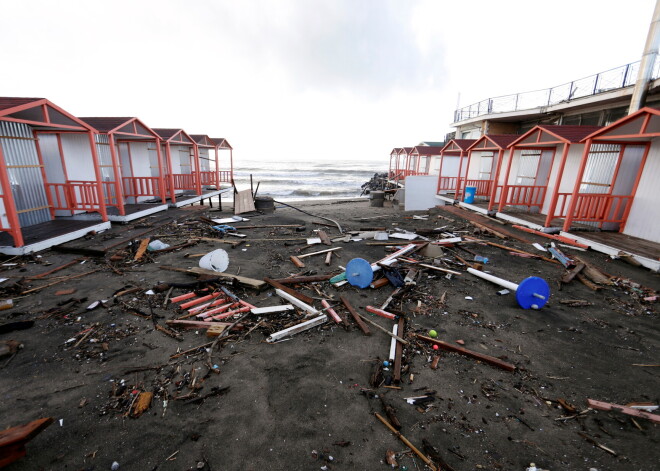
[{"x1": 464, "y1": 186, "x2": 477, "y2": 204}]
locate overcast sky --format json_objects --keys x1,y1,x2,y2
[{"x1": 1, "y1": 0, "x2": 655, "y2": 162}]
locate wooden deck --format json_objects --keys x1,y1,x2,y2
[
  {"x1": 574, "y1": 232, "x2": 660, "y2": 261},
  {"x1": 0, "y1": 219, "x2": 104, "y2": 247},
  {"x1": 106, "y1": 203, "x2": 165, "y2": 216}
]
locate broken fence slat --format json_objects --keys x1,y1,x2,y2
[
  {"x1": 415, "y1": 334, "x2": 516, "y2": 371},
  {"x1": 393, "y1": 316, "x2": 405, "y2": 383},
  {"x1": 587, "y1": 399, "x2": 660, "y2": 424},
  {"x1": 264, "y1": 277, "x2": 315, "y2": 305},
  {"x1": 166, "y1": 320, "x2": 232, "y2": 329},
  {"x1": 321, "y1": 299, "x2": 343, "y2": 324},
  {"x1": 511, "y1": 225, "x2": 589, "y2": 248},
  {"x1": 250, "y1": 305, "x2": 295, "y2": 315},
  {"x1": 340, "y1": 296, "x2": 371, "y2": 336},
  {"x1": 271, "y1": 274, "x2": 334, "y2": 284},
  {"x1": 266, "y1": 314, "x2": 328, "y2": 342},
  {"x1": 274, "y1": 289, "x2": 319, "y2": 316}
]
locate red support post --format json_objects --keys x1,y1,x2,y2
[
  {"x1": 155, "y1": 138, "x2": 167, "y2": 204},
  {"x1": 107, "y1": 134, "x2": 125, "y2": 216},
  {"x1": 497, "y1": 147, "x2": 516, "y2": 212},
  {"x1": 165, "y1": 142, "x2": 177, "y2": 204},
  {"x1": 87, "y1": 131, "x2": 108, "y2": 221},
  {"x1": 0, "y1": 142, "x2": 24, "y2": 247},
  {"x1": 562, "y1": 139, "x2": 593, "y2": 232},
  {"x1": 544, "y1": 143, "x2": 570, "y2": 227},
  {"x1": 193, "y1": 144, "x2": 202, "y2": 195}
]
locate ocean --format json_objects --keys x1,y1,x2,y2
[{"x1": 227, "y1": 158, "x2": 387, "y2": 202}]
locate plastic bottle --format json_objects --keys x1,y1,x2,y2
[
  {"x1": 525, "y1": 464, "x2": 537, "y2": 471},
  {"x1": 474, "y1": 255, "x2": 489, "y2": 263},
  {"x1": 147, "y1": 240, "x2": 170, "y2": 251}
]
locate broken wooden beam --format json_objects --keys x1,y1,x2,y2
[
  {"x1": 159, "y1": 266, "x2": 266, "y2": 290},
  {"x1": 274, "y1": 288, "x2": 319, "y2": 316},
  {"x1": 587, "y1": 399, "x2": 660, "y2": 424},
  {"x1": 272, "y1": 274, "x2": 334, "y2": 284},
  {"x1": 250, "y1": 305, "x2": 295, "y2": 315},
  {"x1": 561, "y1": 263, "x2": 585, "y2": 284},
  {"x1": 0, "y1": 417, "x2": 54, "y2": 468},
  {"x1": 266, "y1": 314, "x2": 327, "y2": 342},
  {"x1": 264, "y1": 277, "x2": 315, "y2": 305},
  {"x1": 374, "y1": 413, "x2": 437, "y2": 471},
  {"x1": 27, "y1": 258, "x2": 84, "y2": 280},
  {"x1": 393, "y1": 316, "x2": 405, "y2": 383},
  {"x1": 340, "y1": 296, "x2": 371, "y2": 336},
  {"x1": 134, "y1": 237, "x2": 151, "y2": 261},
  {"x1": 511, "y1": 225, "x2": 589, "y2": 248},
  {"x1": 166, "y1": 319, "x2": 233, "y2": 330},
  {"x1": 415, "y1": 334, "x2": 515, "y2": 371}
]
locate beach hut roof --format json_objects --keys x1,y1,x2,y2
[
  {"x1": 582, "y1": 106, "x2": 660, "y2": 142},
  {"x1": 510, "y1": 125, "x2": 602, "y2": 147},
  {"x1": 0, "y1": 97, "x2": 95, "y2": 132},
  {"x1": 211, "y1": 138, "x2": 232, "y2": 149},
  {"x1": 467, "y1": 134, "x2": 519, "y2": 151}
]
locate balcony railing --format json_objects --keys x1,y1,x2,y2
[
  {"x1": 555, "y1": 193, "x2": 632, "y2": 225},
  {"x1": 458, "y1": 178, "x2": 492, "y2": 197},
  {"x1": 454, "y1": 59, "x2": 660, "y2": 122},
  {"x1": 500, "y1": 185, "x2": 546, "y2": 209},
  {"x1": 218, "y1": 170, "x2": 232, "y2": 183},
  {"x1": 171, "y1": 173, "x2": 197, "y2": 190},
  {"x1": 46, "y1": 181, "x2": 101, "y2": 212},
  {"x1": 123, "y1": 177, "x2": 161, "y2": 198},
  {"x1": 437, "y1": 176, "x2": 458, "y2": 192},
  {"x1": 199, "y1": 171, "x2": 217, "y2": 186}
]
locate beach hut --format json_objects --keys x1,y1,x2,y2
[
  {"x1": 0, "y1": 97, "x2": 110, "y2": 254},
  {"x1": 388, "y1": 148, "x2": 402, "y2": 180},
  {"x1": 211, "y1": 138, "x2": 234, "y2": 186},
  {"x1": 436, "y1": 139, "x2": 476, "y2": 199},
  {"x1": 190, "y1": 135, "x2": 234, "y2": 191},
  {"x1": 452, "y1": 135, "x2": 518, "y2": 213},
  {"x1": 409, "y1": 145, "x2": 444, "y2": 176},
  {"x1": 552, "y1": 107, "x2": 660, "y2": 269},
  {"x1": 78, "y1": 117, "x2": 169, "y2": 222},
  {"x1": 493, "y1": 125, "x2": 601, "y2": 229}
]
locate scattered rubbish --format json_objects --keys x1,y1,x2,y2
[
  {"x1": 532, "y1": 243, "x2": 547, "y2": 252},
  {"x1": 55, "y1": 289, "x2": 77, "y2": 296},
  {"x1": 473, "y1": 255, "x2": 489, "y2": 263},
  {"x1": 111, "y1": 461, "x2": 120, "y2": 470},
  {"x1": 497, "y1": 289, "x2": 510, "y2": 296},
  {"x1": 390, "y1": 232, "x2": 418, "y2": 240},
  {"x1": 266, "y1": 314, "x2": 327, "y2": 343},
  {"x1": 416, "y1": 334, "x2": 516, "y2": 371},
  {"x1": 213, "y1": 216, "x2": 248, "y2": 224},
  {"x1": 0, "y1": 340, "x2": 23, "y2": 359},
  {"x1": 290, "y1": 247, "x2": 342, "y2": 268},
  {"x1": 374, "y1": 232, "x2": 388, "y2": 241},
  {"x1": 147, "y1": 240, "x2": 170, "y2": 251},
  {"x1": 199, "y1": 249, "x2": 229, "y2": 273},
  {"x1": 365, "y1": 305, "x2": 397, "y2": 320},
  {"x1": 374, "y1": 413, "x2": 437, "y2": 471},
  {"x1": 428, "y1": 329, "x2": 438, "y2": 338},
  {"x1": 467, "y1": 268, "x2": 550, "y2": 309}
]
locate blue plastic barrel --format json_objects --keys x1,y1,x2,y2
[{"x1": 464, "y1": 186, "x2": 477, "y2": 204}]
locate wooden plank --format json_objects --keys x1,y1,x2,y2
[
  {"x1": 318, "y1": 230, "x2": 331, "y2": 245},
  {"x1": 587, "y1": 399, "x2": 660, "y2": 424},
  {"x1": 234, "y1": 189, "x2": 256, "y2": 215},
  {"x1": 251, "y1": 305, "x2": 295, "y2": 315},
  {"x1": 298, "y1": 247, "x2": 342, "y2": 259},
  {"x1": 159, "y1": 265, "x2": 266, "y2": 290},
  {"x1": 393, "y1": 316, "x2": 405, "y2": 383},
  {"x1": 511, "y1": 225, "x2": 589, "y2": 248},
  {"x1": 415, "y1": 334, "x2": 516, "y2": 371},
  {"x1": 340, "y1": 296, "x2": 371, "y2": 336},
  {"x1": 561, "y1": 263, "x2": 585, "y2": 284},
  {"x1": 264, "y1": 278, "x2": 315, "y2": 305},
  {"x1": 134, "y1": 238, "x2": 151, "y2": 261},
  {"x1": 274, "y1": 289, "x2": 319, "y2": 316},
  {"x1": 439, "y1": 205, "x2": 531, "y2": 243},
  {"x1": 0, "y1": 417, "x2": 54, "y2": 468},
  {"x1": 266, "y1": 314, "x2": 327, "y2": 342},
  {"x1": 27, "y1": 258, "x2": 83, "y2": 280},
  {"x1": 272, "y1": 274, "x2": 334, "y2": 284}
]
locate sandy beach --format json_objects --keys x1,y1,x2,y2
[{"x1": 1, "y1": 198, "x2": 658, "y2": 471}]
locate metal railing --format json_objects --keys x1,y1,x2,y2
[
  {"x1": 454, "y1": 59, "x2": 660, "y2": 122},
  {"x1": 46, "y1": 181, "x2": 101, "y2": 212}
]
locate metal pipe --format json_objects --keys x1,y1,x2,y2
[{"x1": 630, "y1": 0, "x2": 660, "y2": 113}]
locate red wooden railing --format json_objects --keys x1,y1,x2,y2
[
  {"x1": 171, "y1": 173, "x2": 197, "y2": 190},
  {"x1": 102, "y1": 182, "x2": 119, "y2": 207},
  {"x1": 199, "y1": 171, "x2": 217, "y2": 186},
  {"x1": 457, "y1": 178, "x2": 493, "y2": 198},
  {"x1": 46, "y1": 181, "x2": 101, "y2": 212},
  {"x1": 555, "y1": 193, "x2": 632, "y2": 225},
  {"x1": 218, "y1": 170, "x2": 232, "y2": 183},
  {"x1": 0, "y1": 190, "x2": 22, "y2": 246},
  {"x1": 123, "y1": 177, "x2": 161, "y2": 198},
  {"x1": 500, "y1": 185, "x2": 546, "y2": 209},
  {"x1": 437, "y1": 176, "x2": 458, "y2": 193}
]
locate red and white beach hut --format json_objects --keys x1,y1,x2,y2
[
  {"x1": 409, "y1": 145, "x2": 444, "y2": 176},
  {"x1": 0, "y1": 97, "x2": 110, "y2": 254},
  {"x1": 79, "y1": 117, "x2": 169, "y2": 222},
  {"x1": 436, "y1": 139, "x2": 476, "y2": 199},
  {"x1": 555, "y1": 107, "x2": 660, "y2": 270},
  {"x1": 190, "y1": 135, "x2": 234, "y2": 191},
  {"x1": 210, "y1": 138, "x2": 234, "y2": 187},
  {"x1": 455, "y1": 134, "x2": 518, "y2": 212},
  {"x1": 493, "y1": 125, "x2": 601, "y2": 230}
]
